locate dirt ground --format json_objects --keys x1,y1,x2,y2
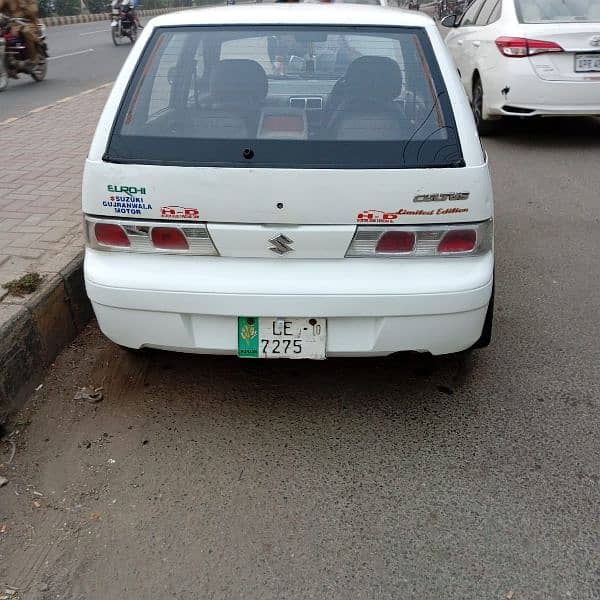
[{"x1": 0, "y1": 326, "x2": 479, "y2": 600}]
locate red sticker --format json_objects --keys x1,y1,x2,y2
[{"x1": 160, "y1": 206, "x2": 200, "y2": 220}]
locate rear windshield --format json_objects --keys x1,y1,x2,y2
[
  {"x1": 105, "y1": 26, "x2": 463, "y2": 169},
  {"x1": 516, "y1": 0, "x2": 600, "y2": 23}
]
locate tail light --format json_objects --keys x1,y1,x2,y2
[
  {"x1": 345, "y1": 220, "x2": 492, "y2": 258},
  {"x1": 375, "y1": 231, "x2": 416, "y2": 254},
  {"x1": 94, "y1": 223, "x2": 130, "y2": 248},
  {"x1": 151, "y1": 227, "x2": 189, "y2": 251},
  {"x1": 438, "y1": 229, "x2": 476, "y2": 253},
  {"x1": 496, "y1": 37, "x2": 563, "y2": 58},
  {"x1": 86, "y1": 217, "x2": 218, "y2": 255}
]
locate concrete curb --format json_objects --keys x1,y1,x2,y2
[
  {"x1": 41, "y1": 6, "x2": 189, "y2": 27},
  {"x1": 0, "y1": 254, "x2": 92, "y2": 413}
]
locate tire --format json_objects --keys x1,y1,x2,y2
[
  {"x1": 30, "y1": 60, "x2": 47, "y2": 82},
  {"x1": 0, "y1": 72, "x2": 8, "y2": 92},
  {"x1": 129, "y1": 25, "x2": 137, "y2": 44},
  {"x1": 472, "y1": 76, "x2": 499, "y2": 136},
  {"x1": 111, "y1": 26, "x2": 120, "y2": 46}
]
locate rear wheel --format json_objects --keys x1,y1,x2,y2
[
  {"x1": 472, "y1": 76, "x2": 499, "y2": 136},
  {"x1": 130, "y1": 24, "x2": 138, "y2": 43},
  {"x1": 30, "y1": 60, "x2": 47, "y2": 82}
]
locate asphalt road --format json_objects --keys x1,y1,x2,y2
[
  {"x1": 0, "y1": 20, "x2": 133, "y2": 122},
  {"x1": 0, "y1": 116, "x2": 599, "y2": 599}
]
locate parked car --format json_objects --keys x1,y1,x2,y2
[
  {"x1": 443, "y1": 0, "x2": 600, "y2": 134},
  {"x1": 83, "y1": 4, "x2": 494, "y2": 359}
]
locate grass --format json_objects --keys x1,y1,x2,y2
[{"x1": 3, "y1": 272, "x2": 42, "y2": 297}]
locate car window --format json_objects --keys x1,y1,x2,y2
[
  {"x1": 107, "y1": 26, "x2": 463, "y2": 169},
  {"x1": 487, "y1": 0, "x2": 502, "y2": 22},
  {"x1": 515, "y1": 0, "x2": 600, "y2": 23},
  {"x1": 459, "y1": 0, "x2": 487, "y2": 25},
  {"x1": 475, "y1": 0, "x2": 501, "y2": 24}
]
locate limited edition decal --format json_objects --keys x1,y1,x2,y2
[{"x1": 357, "y1": 207, "x2": 469, "y2": 223}]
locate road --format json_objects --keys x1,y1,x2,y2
[
  {"x1": 0, "y1": 20, "x2": 132, "y2": 122},
  {"x1": 1, "y1": 113, "x2": 599, "y2": 597}
]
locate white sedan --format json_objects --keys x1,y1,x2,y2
[{"x1": 443, "y1": 0, "x2": 600, "y2": 134}]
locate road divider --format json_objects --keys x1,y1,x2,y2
[{"x1": 42, "y1": 5, "x2": 200, "y2": 27}]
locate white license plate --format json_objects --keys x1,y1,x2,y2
[
  {"x1": 575, "y1": 54, "x2": 600, "y2": 72},
  {"x1": 238, "y1": 317, "x2": 326, "y2": 359}
]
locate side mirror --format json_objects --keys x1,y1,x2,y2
[{"x1": 441, "y1": 14, "x2": 458, "y2": 27}]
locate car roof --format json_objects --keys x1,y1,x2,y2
[{"x1": 148, "y1": 4, "x2": 433, "y2": 28}]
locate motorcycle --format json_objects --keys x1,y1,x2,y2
[
  {"x1": 0, "y1": 14, "x2": 48, "y2": 92},
  {"x1": 111, "y1": 2, "x2": 138, "y2": 46}
]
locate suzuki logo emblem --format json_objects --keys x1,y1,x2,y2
[
  {"x1": 268, "y1": 234, "x2": 294, "y2": 255},
  {"x1": 591, "y1": 35, "x2": 600, "y2": 47}
]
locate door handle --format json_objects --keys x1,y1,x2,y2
[
  {"x1": 457, "y1": 39, "x2": 464, "y2": 46},
  {"x1": 472, "y1": 41, "x2": 481, "y2": 47}
]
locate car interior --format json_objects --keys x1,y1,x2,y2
[{"x1": 122, "y1": 30, "x2": 446, "y2": 143}]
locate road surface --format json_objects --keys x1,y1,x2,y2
[
  {"x1": 0, "y1": 20, "x2": 133, "y2": 122},
  {"x1": 0, "y1": 114, "x2": 599, "y2": 598}
]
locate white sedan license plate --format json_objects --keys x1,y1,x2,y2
[
  {"x1": 238, "y1": 317, "x2": 326, "y2": 359},
  {"x1": 575, "y1": 54, "x2": 600, "y2": 72}
]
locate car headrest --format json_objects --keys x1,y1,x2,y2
[
  {"x1": 343, "y1": 56, "x2": 403, "y2": 102},
  {"x1": 210, "y1": 59, "x2": 268, "y2": 103}
]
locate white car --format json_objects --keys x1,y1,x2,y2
[
  {"x1": 82, "y1": 4, "x2": 494, "y2": 359},
  {"x1": 443, "y1": 0, "x2": 600, "y2": 134}
]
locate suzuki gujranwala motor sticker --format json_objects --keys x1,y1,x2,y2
[
  {"x1": 357, "y1": 207, "x2": 469, "y2": 223},
  {"x1": 105, "y1": 185, "x2": 151, "y2": 216}
]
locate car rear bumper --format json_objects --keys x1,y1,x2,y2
[
  {"x1": 84, "y1": 249, "x2": 494, "y2": 356},
  {"x1": 485, "y1": 70, "x2": 600, "y2": 117}
]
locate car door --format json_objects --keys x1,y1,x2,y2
[
  {"x1": 445, "y1": 0, "x2": 488, "y2": 91},
  {"x1": 468, "y1": 0, "x2": 503, "y2": 97}
]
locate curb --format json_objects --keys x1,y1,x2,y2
[
  {"x1": 41, "y1": 6, "x2": 190, "y2": 27},
  {"x1": 0, "y1": 254, "x2": 92, "y2": 413}
]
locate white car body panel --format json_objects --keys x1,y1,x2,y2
[
  {"x1": 444, "y1": 0, "x2": 600, "y2": 117},
  {"x1": 83, "y1": 5, "x2": 494, "y2": 357}
]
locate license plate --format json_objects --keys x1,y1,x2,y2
[
  {"x1": 238, "y1": 317, "x2": 326, "y2": 359},
  {"x1": 575, "y1": 53, "x2": 600, "y2": 72}
]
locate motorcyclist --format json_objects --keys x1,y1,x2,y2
[
  {"x1": 0, "y1": 0, "x2": 42, "y2": 67},
  {"x1": 112, "y1": 0, "x2": 142, "y2": 30}
]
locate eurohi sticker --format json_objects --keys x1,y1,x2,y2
[
  {"x1": 107, "y1": 185, "x2": 147, "y2": 197},
  {"x1": 357, "y1": 208, "x2": 468, "y2": 223}
]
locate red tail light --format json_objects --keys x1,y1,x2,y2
[
  {"x1": 151, "y1": 227, "x2": 189, "y2": 250},
  {"x1": 496, "y1": 37, "x2": 563, "y2": 58},
  {"x1": 94, "y1": 223, "x2": 130, "y2": 247},
  {"x1": 438, "y1": 230, "x2": 476, "y2": 253},
  {"x1": 375, "y1": 231, "x2": 416, "y2": 253}
]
